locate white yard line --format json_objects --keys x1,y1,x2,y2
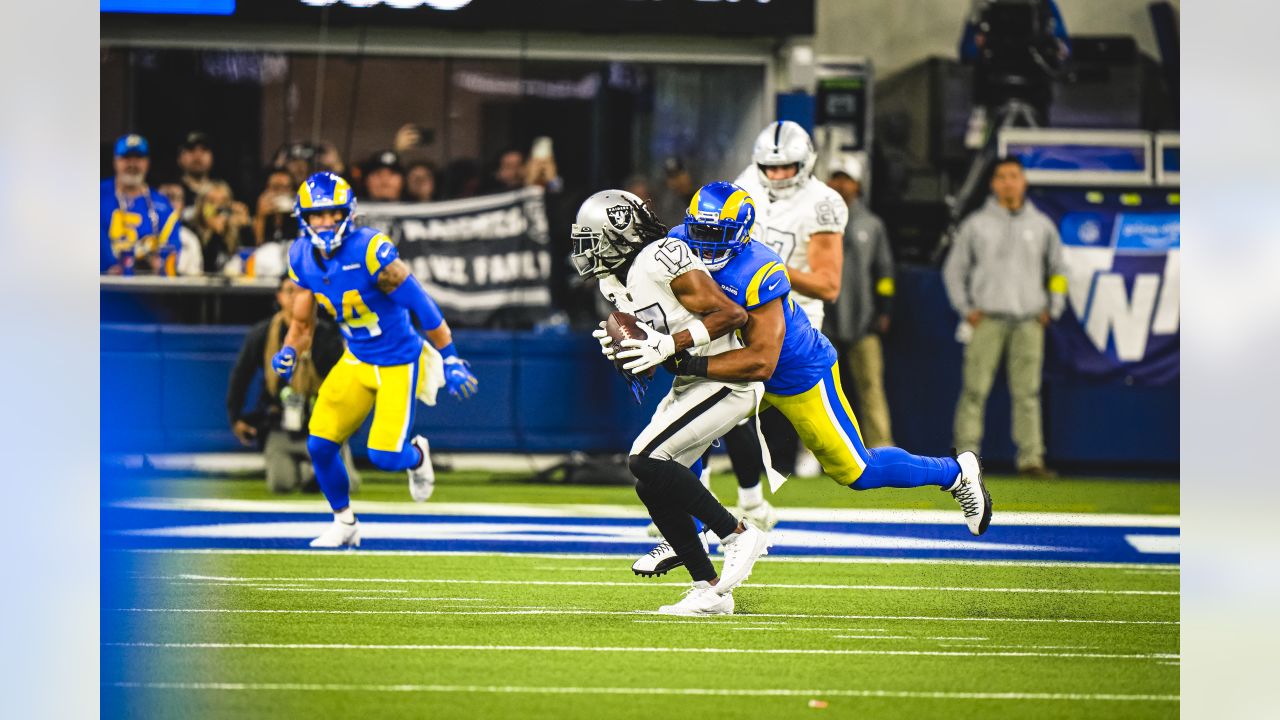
[
  {"x1": 117, "y1": 548, "x2": 1180, "y2": 570},
  {"x1": 161, "y1": 574, "x2": 1177, "y2": 596},
  {"x1": 110, "y1": 497, "x2": 1180, "y2": 528},
  {"x1": 832, "y1": 635, "x2": 990, "y2": 641},
  {"x1": 105, "y1": 680, "x2": 1179, "y2": 702},
  {"x1": 106, "y1": 641, "x2": 1179, "y2": 661},
  {"x1": 109, "y1": 607, "x2": 1179, "y2": 625}
]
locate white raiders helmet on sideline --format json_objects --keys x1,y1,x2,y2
[
  {"x1": 570, "y1": 189, "x2": 666, "y2": 279},
  {"x1": 751, "y1": 120, "x2": 817, "y2": 200}
]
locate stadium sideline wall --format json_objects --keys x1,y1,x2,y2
[{"x1": 100, "y1": 268, "x2": 1177, "y2": 468}]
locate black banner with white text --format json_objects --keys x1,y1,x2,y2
[{"x1": 361, "y1": 187, "x2": 553, "y2": 327}]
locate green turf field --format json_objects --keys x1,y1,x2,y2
[
  {"x1": 103, "y1": 471, "x2": 1179, "y2": 719},
  {"x1": 131, "y1": 469, "x2": 1181, "y2": 515},
  {"x1": 102, "y1": 551, "x2": 1178, "y2": 719}
]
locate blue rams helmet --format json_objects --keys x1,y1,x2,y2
[
  {"x1": 295, "y1": 171, "x2": 357, "y2": 253},
  {"x1": 682, "y1": 181, "x2": 756, "y2": 270}
]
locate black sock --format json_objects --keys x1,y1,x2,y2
[
  {"x1": 724, "y1": 419, "x2": 765, "y2": 490},
  {"x1": 632, "y1": 467, "x2": 716, "y2": 582}
]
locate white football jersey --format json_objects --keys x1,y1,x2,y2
[
  {"x1": 734, "y1": 167, "x2": 849, "y2": 326},
  {"x1": 597, "y1": 235, "x2": 741, "y2": 358}
]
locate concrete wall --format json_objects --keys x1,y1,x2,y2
[{"x1": 814, "y1": 0, "x2": 1178, "y2": 77}]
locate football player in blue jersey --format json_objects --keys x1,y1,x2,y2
[
  {"x1": 272, "y1": 171, "x2": 479, "y2": 548},
  {"x1": 667, "y1": 181, "x2": 992, "y2": 535}
]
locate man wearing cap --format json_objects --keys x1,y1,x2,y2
[
  {"x1": 101, "y1": 133, "x2": 183, "y2": 275},
  {"x1": 652, "y1": 156, "x2": 696, "y2": 227},
  {"x1": 825, "y1": 155, "x2": 896, "y2": 448},
  {"x1": 362, "y1": 150, "x2": 406, "y2": 202},
  {"x1": 177, "y1": 131, "x2": 217, "y2": 216}
]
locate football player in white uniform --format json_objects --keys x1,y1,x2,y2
[
  {"x1": 722, "y1": 121, "x2": 853, "y2": 492},
  {"x1": 571, "y1": 189, "x2": 771, "y2": 616}
]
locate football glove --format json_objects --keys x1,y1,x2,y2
[
  {"x1": 444, "y1": 356, "x2": 479, "y2": 400},
  {"x1": 615, "y1": 321, "x2": 676, "y2": 374},
  {"x1": 591, "y1": 321, "x2": 615, "y2": 360},
  {"x1": 271, "y1": 346, "x2": 298, "y2": 381}
]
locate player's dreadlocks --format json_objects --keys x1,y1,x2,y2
[{"x1": 627, "y1": 197, "x2": 669, "y2": 245}]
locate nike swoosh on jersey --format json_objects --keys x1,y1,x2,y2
[{"x1": 765, "y1": 279, "x2": 781, "y2": 291}]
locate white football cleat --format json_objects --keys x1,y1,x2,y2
[
  {"x1": 309, "y1": 519, "x2": 360, "y2": 548},
  {"x1": 657, "y1": 582, "x2": 734, "y2": 616},
  {"x1": 737, "y1": 500, "x2": 779, "y2": 532},
  {"x1": 632, "y1": 532, "x2": 710, "y2": 577},
  {"x1": 407, "y1": 435, "x2": 435, "y2": 502},
  {"x1": 715, "y1": 523, "x2": 770, "y2": 593},
  {"x1": 946, "y1": 451, "x2": 992, "y2": 536}
]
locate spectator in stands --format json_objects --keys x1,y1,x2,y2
[
  {"x1": 482, "y1": 147, "x2": 526, "y2": 194},
  {"x1": 176, "y1": 131, "x2": 216, "y2": 219},
  {"x1": 653, "y1": 156, "x2": 696, "y2": 227},
  {"x1": 443, "y1": 158, "x2": 482, "y2": 199},
  {"x1": 100, "y1": 133, "x2": 183, "y2": 275},
  {"x1": 182, "y1": 180, "x2": 254, "y2": 274},
  {"x1": 362, "y1": 150, "x2": 406, "y2": 202},
  {"x1": 273, "y1": 142, "x2": 320, "y2": 187},
  {"x1": 405, "y1": 161, "x2": 437, "y2": 203},
  {"x1": 943, "y1": 156, "x2": 1067, "y2": 477},
  {"x1": 316, "y1": 141, "x2": 346, "y2": 176},
  {"x1": 824, "y1": 155, "x2": 896, "y2": 448},
  {"x1": 255, "y1": 168, "x2": 299, "y2": 246},
  {"x1": 227, "y1": 275, "x2": 359, "y2": 494},
  {"x1": 622, "y1": 174, "x2": 653, "y2": 204}
]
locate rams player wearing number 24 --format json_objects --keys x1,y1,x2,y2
[{"x1": 272, "y1": 172, "x2": 479, "y2": 549}]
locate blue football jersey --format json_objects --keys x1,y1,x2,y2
[
  {"x1": 100, "y1": 179, "x2": 182, "y2": 273},
  {"x1": 287, "y1": 227, "x2": 424, "y2": 366},
  {"x1": 670, "y1": 227, "x2": 836, "y2": 395}
]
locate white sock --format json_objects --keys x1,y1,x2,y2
[
  {"x1": 699, "y1": 467, "x2": 711, "y2": 490},
  {"x1": 738, "y1": 482, "x2": 764, "y2": 509},
  {"x1": 335, "y1": 507, "x2": 356, "y2": 524}
]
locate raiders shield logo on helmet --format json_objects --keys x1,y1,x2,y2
[{"x1": 606, "y1": 204, "x2": 633, "y2": 232}]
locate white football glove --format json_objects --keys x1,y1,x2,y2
[
  {"x1": 592, "y1": 321, "x2": 615, "y2": 359},
  {"x1": 615, "y1": 321, "x2": 676, "y2": 373}
]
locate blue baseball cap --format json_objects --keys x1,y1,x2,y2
[{"x1": 114, "y1": 133, "x2": 150, "y2": 158}]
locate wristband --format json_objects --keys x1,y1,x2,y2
[
  {"x1": 680, "y1": 353, "x2": 709, "y2": 377},
  {"x1": 437, "y1": 341, "x2": 459, "y2": 360},
  {"x1": 687, "y1": 319, "x2": 711, "y2": 348}
]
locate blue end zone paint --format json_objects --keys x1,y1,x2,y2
[{"x1": 103, "y1": 505, "x2": 1179, "y2": 565}]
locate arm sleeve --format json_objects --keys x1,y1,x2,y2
[
  {"x1": 387, "y1": 272, "x2": 446, "y2": 332},
  {"x1": 942, "y1": 221, "x2": 974, "y2": 315},
  {"x1": 1045, "y1": 221, "x2": 1068, "y2": 319},
  {"x1": 872, "y1": 220, "x2": 896, "y2": 317},
  {"x1": 227, "y1": 323, "x2": 267, "y2": 425}
]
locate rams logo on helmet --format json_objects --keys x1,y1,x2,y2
[{"x1": 606, "y1": 204, "x2": 633, "y2": 232}]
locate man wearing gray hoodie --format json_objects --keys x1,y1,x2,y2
[{"x1": 943, "y1": 157, "x2": 1067, "y2": 476}]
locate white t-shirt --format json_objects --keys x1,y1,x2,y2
[{"x1": 734, "y1": 167, "x2": 849, "y2": 327}]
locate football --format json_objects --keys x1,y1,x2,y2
[{"x1": 605, "y1": 311, "x2": 651, "y2": 375}]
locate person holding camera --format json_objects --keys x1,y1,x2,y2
[{"x1": 226, "y1": 274, "x2": 359, "y2": 494}]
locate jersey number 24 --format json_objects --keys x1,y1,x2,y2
[{"x1": 316, "y1": 290, "x2": 382, "y2": 339}]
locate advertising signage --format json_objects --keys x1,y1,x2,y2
[{"x1": 103, "y1": 0, "x2": 815, "y2": 36}]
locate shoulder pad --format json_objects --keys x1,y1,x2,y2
[
  {"x1": 736, "y1": 243, "x2": 790, "y2": 309},
  {"x1": 361, "y1": 230, "x2": 397, "y2": 275}
]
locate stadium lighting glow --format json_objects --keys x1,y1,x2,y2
[{"x1": 299, "y1": 0, "x2": 475, "y2": 9}]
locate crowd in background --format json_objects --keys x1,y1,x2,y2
[{"x1": 100, "y1": 124, "x2": 562, "y2": 279}]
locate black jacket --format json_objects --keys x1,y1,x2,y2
[{"x1": 226, "y1": 316, "x2": 344, "y2": 429}]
